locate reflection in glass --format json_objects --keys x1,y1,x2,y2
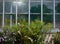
[
  {"x1": 12, "y1": 4, "x2": 16, "y2": 13},
  {"x1": 30, "y1": 2, "x2": 41, "y2": 13},
  {"x1": 55, "y1": 0, "x2": 60, "y2": 2},
  {"x1": 55, "y1": 2, "x2": 60, "y2": 13},
  {"x1": 43, "y1": 0, "x2": 53, "y2": 2},
  {"x1": 43, "y1": 14, "x2": 53, "y2": 23},
  {"x1": 18, "y1": 2, "x2": 28, "y2": 13},
  {"x1": 5, "y1": 2, "x2": 11, "y2": 13},
  {"x1": 5, "y1": 0, "x2": 29, "y2": 2},
  {"x1": 43, "y1": 2, "x2": 53, "y2": 13},
  {"x1": 18, "y1": 14, "x2": 28, "y2": 22},
  {"x1": 0, "y1": 14, "x2": 2, "y2": 28},
  {"x1": 5, "y1": 14, "x2": 10, "y2": 26},
  {"x1": 32, "y1": 0, "x2": 41, "y2": 1},
  {"x1": 56, "y1": 14, "x2": 60, "y2": 28},
  {"x1": 0, "y1": 2, "x2": 3, "y2": 13},
  {"x1": 30, "y1": 14, "x2": 41, "y2": 21},
  {"x1": 5, "y1": 14, "x2": 16, "y2": 26}
]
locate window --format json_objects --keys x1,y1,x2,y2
[
  {"x1": 0, "y1": 2, "x2": 3, "y2": 13},
  {"x1": 43, "y1": 1, "x2": 53, "y2": 27},
  {"x1": 18, "y1": 14, "x2": 28, "y2": 22},
  {"x1": 30, "y1": 14, "x2": 41, "y2": 21},
  {"x1": 43, "y1": 2, "x2": 53, "y2": 13},
  {"x1": 4, "y1": 14, "x2": 10, "y2": 25},
  {"x1": 18, "y1": 2, "x2": 28, "y2": 13},
  {"x1": 0, "y1": 14, "x2": 2, "y2": 27},
  {"x1": 31, "y1": 0, "x2": 41, "y2": 2},
  {"x1": 0, "y1": 1, "x2": 3, "y2": 27},
  {"x1": 55, "y1": 14, "x2": 60, "y2": 28},
  {"x1": 1, "y1": 0, "x2": 60, "y2": 28},
  {"x1": 55, "y1": 0, "x2": 60, "y2": 28},
  {"x1": 43, "y1": 13, "x2": 53, "y2": 23},
  {"x1": 5, "y1": 2, "x2": 11, "y2": 13},
  {"x1": 55, "y1": 1, "x2": 60, "y2": 13},
  {"x1": 43, "y1": 0, "x2": 53, "y2": 2},
  {"x1": 30, "y1": 2, "x2": 41, "y2": 13},
  {"x1": 30, "y1": 1, "x2": 41, "y2": 21}
]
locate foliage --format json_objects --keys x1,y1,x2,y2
[
  {"x1": 43, "y1": 23, "x2": 53, "y2": 32},
  {"x1": 54, "y1": 34, "x2": 60, "y2": 44},
  {"x1": 0, "y1": 19, "x2": 53, "y2": 44}
]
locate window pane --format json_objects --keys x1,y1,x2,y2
[
  {"x1": 30, "y1": 2, "x2": 41, "y2": 13},
  {"x1": 5, "y1": 0, "x2": 16, "y2": 2},
  {"x1": 19, "y1": 0, "x2": 29, "y2": 2},
  {"x1": 5, "y1": 14, "x2": 10, "y2": 26},
  {"x1": 43, "y1": 13, "x2": 53, "y2": 24},
  {"x1": 0, "y1": 14, "x2": 2, "y2": 28},
  {"x1": 43, "y1": 0, "x2": 53, "y2": 2},
  {"x1": 0, "y1": 2, "x2": 3, "y2": 13},
  {"x1": 12, "y1": 14, "x2": 16, "y2": 24},
  {"x1": 0, "y1": 0, "x2": 3, "y2": 2},
  {"x1": 55, "y1": 0, "x2": 60, "y2": 2},
  {"x1": 5, "y1": 0, "x2": 29, "y2": 13},
  {"x1": 5, "y1": 2, "x2": 11, "y2": 13},
  {"x1": 18, "y1": 14, "x2": 28, "y2": 22},
  {"x1": 32, "y1": 0, "x2": 41, "y2": 1},
  {"x1": 5, "y1": 14, "x2": 16, "y2": 26},
  {"x1": 30, "y1": 14, "x2": 41, "y2": 21},
  {"x1": 5, "y1": 0, "x2": 16, "y2": 13},
  {"x1": 55, "y1": 14, "x2": 60, "y2": 28},
  {"x1": 5, "y1": 0, "x2": 28, "y2": 2},
  {"x1": 12, "y1": 4, "x2": 16, "y2": 13},
  {"x1": 43, "y1": 2, "x2": 53, "y2": 13},
  {"x1": 55, "y1": 2, "x2": 60, "y2": 13},
  {"x1": 18, "y1": 2, "x2": 28, "y2": 13}
]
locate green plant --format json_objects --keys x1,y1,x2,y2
[
  {"x1": 54, "y1": 33, "x2": 60, "y2": 44},
  {"x1": 2, "y1": 19, "x2": 52, "y2": 44}
]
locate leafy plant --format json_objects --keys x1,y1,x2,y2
[
  {"x1": 54, "y1": 33, "x2": 60, "y2": 44},
  {"x1": 1, "y1": 19, "x2": 53, "y2": 44}
]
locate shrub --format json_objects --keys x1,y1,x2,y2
[{"x1": 1, "y1": 19, "x2": 52, "y2": 44}]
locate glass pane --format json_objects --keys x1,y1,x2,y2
[
  {"x1": 43, "y1": 2, "x2": 53, "y2": 13},
  {"x1": 0, "y1": 14, "x2": 2, "y2": 28},
  {"x1": 12, "y1": 4, "x2": 16, "y2": 13},
  {"x1": 30, "y1": 14, "x2": 41, "y2": 21},
  {"x1": 43, "y1": 0, "x2": 53, "y2": 2},
  {"x1": 43, "y1": 13, "x2": 53, "y2": 24},
  {"x1": 5, "y1": 0, "x2": 28, "y2": 2},
  {"x1": 18, "y1": 14, "x2": 28, "y2": 22},
  {"x1": 55, "y1": 14, "x2": 60, "y2": 28},
  {"x1": 55, "y1": 2, "x2": 60, "y2": 13},
  {"x1": 19, "y1": 0, "x2": 29, "y2": 2},
  {"x1": 18, "y1": 2, "x2": 28, "y2": 13},
  {"x1": 55, "y1": 0, "x2": 60, "y2": 2},
  {"x1": 5, "y1": 2, "x2": 11, "y2": 13},
  {"x1": 5, "y1": 14, "x2": 16, "y2": 26},
  {"x1": 30, "y1": 2, "x2": 41, "y2": 13},
  {"x1": 5, "y1": 0, "x2": 16, "y2": 2},
  {"x1": 0, "y1": 0, "x2": 3, "y2": 2},
  {"x1": 5, "y1": 14, "x2": 10, "y2": 26},
  {"x1": 12, "y1": 14, "x2": 16, "y2": 24},
  {"x1": 0, "y1": 2, "x2": 3, "y2": 13},
  {"x1": 31, "y1": 0, "x2": 41, "y2": 2}
]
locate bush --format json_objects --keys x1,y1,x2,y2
[
  {"x1": 54, "y1": 34, "x2": 60, "y2": 44},
  {"x1": 0, "y1": 19, "x2": 52, "y2": 44}
]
